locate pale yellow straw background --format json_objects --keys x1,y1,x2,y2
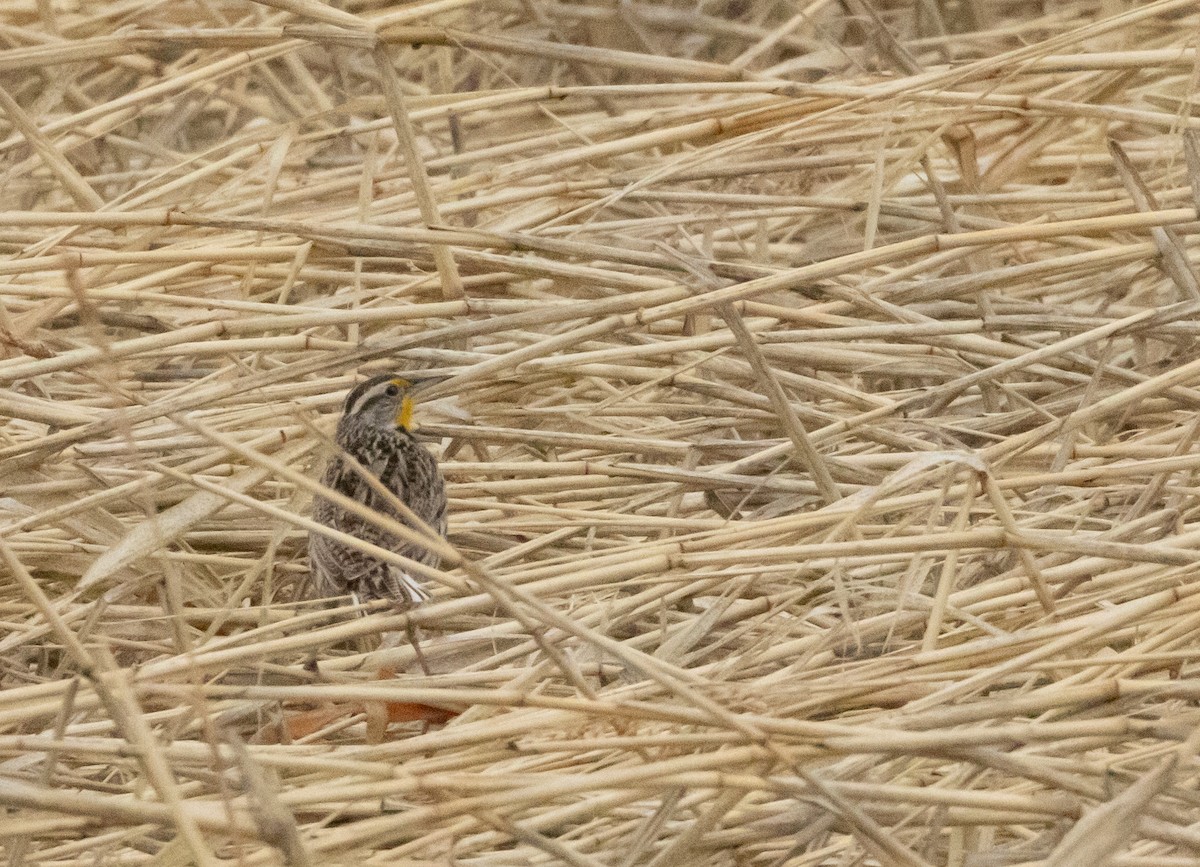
[{"x1": 2, "y1": 1, "x2": 1200, "y2": 864}]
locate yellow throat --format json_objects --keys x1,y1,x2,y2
[{"x1": 397, "y1": 396, "x2": 414, "y2": 430}]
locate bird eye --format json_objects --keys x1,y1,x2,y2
[{"x1": 385, "y1": 384, "x2": 400, "y2": 397}]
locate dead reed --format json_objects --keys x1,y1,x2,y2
[{"x1": 3, "y1": 0, "x2": 1200, "y2": 864}]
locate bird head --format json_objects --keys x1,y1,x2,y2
[{"x1": 341, "y1": 373, "x2": 417, "y2": 431}]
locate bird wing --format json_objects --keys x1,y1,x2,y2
[{"x1": 323, "y1": 454, "x2": 405, "y2": 525}]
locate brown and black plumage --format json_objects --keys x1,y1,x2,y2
[{"x1": 309, "y1": 373, "x2": 447, "y2": 609}]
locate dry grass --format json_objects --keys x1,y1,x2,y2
[{"x1": 3, "y1": 0, "x2": 1200, "y2": 864}]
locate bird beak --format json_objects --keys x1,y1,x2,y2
[
  {"x1": 405, "y1": 373, "x2": 452, "y2": 395},
  {"x1": 394, "y1": 373, "x2": 451, "y2": 429}
]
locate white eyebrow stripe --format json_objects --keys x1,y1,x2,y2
[
  {"x1": 341, "y1": 373, "x2": 410, "y2": 417},
  {"x1": 345, "y1": 382, "x2": 383, "y2": 416}
]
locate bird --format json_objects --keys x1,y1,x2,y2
[{"x1": 309, "y1": 372, "x2": 448, "y2": 622}]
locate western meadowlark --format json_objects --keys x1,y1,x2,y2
[{"x1": 309, "y1": 373, "x2": 447, "y2": 613}]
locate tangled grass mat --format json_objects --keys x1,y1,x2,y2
[{"x1": 3, "y1": 0, "x2": 1200, "y2": 864}]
